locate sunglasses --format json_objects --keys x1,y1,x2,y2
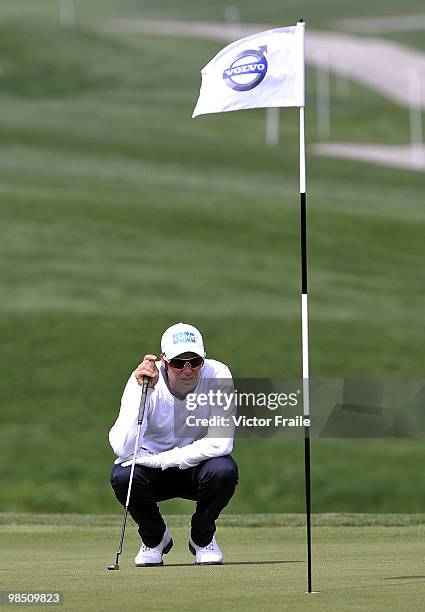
[{"x1": 166, "y1": 356, "x2": 204, "y2": 370}]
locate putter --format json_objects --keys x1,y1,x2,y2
[{"x1": 108, "y1": 374, "x2": 150, "y2": 570}]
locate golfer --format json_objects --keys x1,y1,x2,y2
[{"x1": 109, "y1": 322, "x2": 238, "y2": 566}]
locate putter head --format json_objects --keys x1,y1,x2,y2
[{"x1": 108, "y1": 564, "x2": 119, "y2": 571}]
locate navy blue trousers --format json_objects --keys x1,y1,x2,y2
[{"x1": 110, "y1": 455, "x2": 238, "y2": 548}]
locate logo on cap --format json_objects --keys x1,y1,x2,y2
[
  {"x1": 222, "y1": 45, "x2": 268, "y2": 92},
  {"x1": 173, "y1": 332, "x2": 196, "y2": 345}
]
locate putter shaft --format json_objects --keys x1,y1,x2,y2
[{"x1": 107, "y1": 376, "x2": 150, "y2": 570}]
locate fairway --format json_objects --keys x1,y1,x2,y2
[{"x1": 1, "y1": 514, "x2": 425, "y2": 611}]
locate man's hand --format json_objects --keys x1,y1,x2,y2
[
  {"x1": 121, "y1": 447, "x2": 180, "y2": 470},
  {"x1": 121, "y1": 455, "x2": 162, "y2": 469},
  {"x1": 135, "y1": 354, "x2": 159, "y2": 389}
]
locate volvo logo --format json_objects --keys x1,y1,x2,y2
[{"x1": 222, "y1": 45, "x2": 268, "y2": 91}]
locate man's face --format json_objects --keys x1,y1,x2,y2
[{"x1": 162, "y1": 351, "x2": 204, "y2": 395}]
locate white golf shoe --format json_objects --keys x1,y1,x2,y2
[
  {"x1": 135, "y1": 528, "x2": 173, "y2": 566},
  {"x1": 189, "y1": 535, "x2": 223, "y2": 565}
]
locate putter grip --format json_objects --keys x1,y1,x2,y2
[{"x1": 138, "y1": 375, "x2": 150, "y2": 425}]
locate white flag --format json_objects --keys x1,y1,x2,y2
[{"x1": 192, "y1": 22, "x2": 305, "y2": 118}]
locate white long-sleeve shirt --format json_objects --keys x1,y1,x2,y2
[{"x1": 109, "y1": 359, "x2": 235, "y2": 470}]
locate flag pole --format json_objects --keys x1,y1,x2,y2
[
  {"x1": 300, "y1": 104, "x2": 312, "y2": 594},
  {"x1": 298, "y1": 18, "x2": 313, "y2": 594}
]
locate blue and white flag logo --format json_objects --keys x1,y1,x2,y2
[
  {"x1": 222, "y1": 46, "x2": 268, "y2": 92},
  {"x1": 173, "y1": 332, "x2": 196, "y2": 345}
]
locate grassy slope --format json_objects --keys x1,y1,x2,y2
[
  {"x1": 86, "y1": 0, "x2": 425, "y2": 27},
  {"x1": 1, "y1": 514, "x2": 425, "y2": 612},
  {"x1": 1, "y1": 0, "x2": 425, "y2": 26},
  {"x1": 0, "y1": 15, "x2": 424, "y2": 513},
  {"x1": 381, "y1": 31, "x2": 425, "y2": 51}
]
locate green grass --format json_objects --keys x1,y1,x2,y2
[
  {"x1": 3, "y1": 512, "x2": 425, "y2": 527},
  {"x1": 380, "y1": 31, "x2": 425, "y2": 52},
  {"x1": 1, "y1": 514, "x2": 425, "y2": 611},
  {"x1": 90, "y1": 0, "x2": 425, "y2": 27},
  {"x1": 0, "y1": 0, "x2": 425, "y2": 27},
  {"x1": 0, "y1": 16, "x2": 425, "y2": 514}
]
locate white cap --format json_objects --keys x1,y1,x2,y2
[{"x1": 161, "y1": 322, "x2": 206, "y2": 360}]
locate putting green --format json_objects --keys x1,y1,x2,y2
[{"x1": 1, "y1": 514, "x2": 424, "y2": 611}]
